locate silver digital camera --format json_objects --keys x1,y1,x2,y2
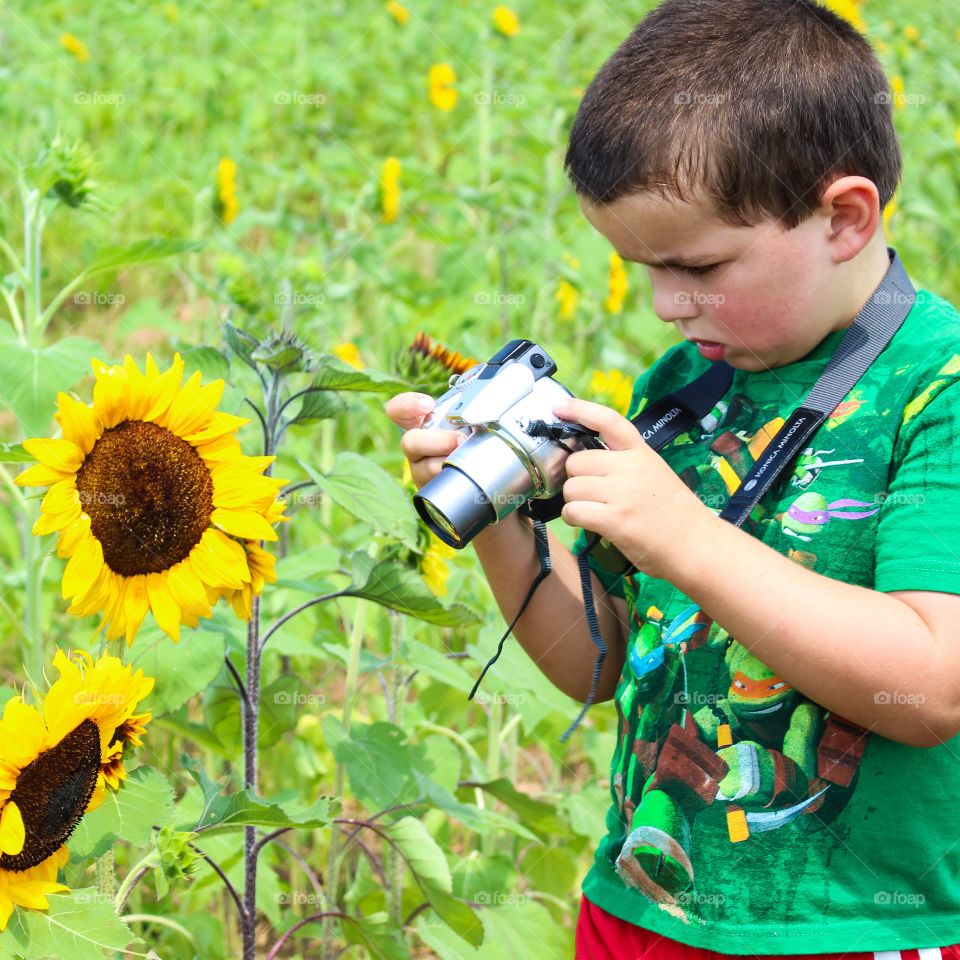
[{"x1": 413, "y1": 339, "x2": 594, "y2": 548}]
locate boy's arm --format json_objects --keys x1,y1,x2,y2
[
  {"x1": 471, "y1": 511, "x2": 627, "y2": 704},
  {"x1": 664, "y1": 514, "x2": 960, "y2": 749},
  {"x1": 552, "y1": 395, "x2": 960, "y2": 751}
]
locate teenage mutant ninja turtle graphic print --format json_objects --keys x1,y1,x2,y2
[
  {"x1": 608, "y1": 386, "x2": 878, "y2": 920},
  {"x1": 573, "y1": 288, "x2": 960, "y2": 954}
]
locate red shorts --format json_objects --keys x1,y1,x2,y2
[{"x1": 575, "y1": 894, "x2": 960, "y2": 959}]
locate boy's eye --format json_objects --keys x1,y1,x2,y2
[{"x1": 681, "y1": 263, "x2": 721, "y2": 277}]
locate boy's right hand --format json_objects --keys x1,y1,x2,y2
[{"x1": 384, "y1": 392, "x2": 465, "y2": 490}]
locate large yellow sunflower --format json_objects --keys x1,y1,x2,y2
[
  {"x1": 15, "y1": 354, "x2": 288, "y2": 644},
  {"x1": 0, "y1": 649, "x2": 154, "y2": 930}
]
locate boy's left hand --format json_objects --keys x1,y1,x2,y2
[{"x1": 553, "y1": 398, "x2": 716, "y2": 581}]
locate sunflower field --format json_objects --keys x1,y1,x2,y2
[{"x1": 0, "y1": 1, "x2": 956, "y2": 958}]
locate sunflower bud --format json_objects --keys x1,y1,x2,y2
[
  {"x1": 394, "y1": 332, "x2": 477, "y2": 395},
  {"x1": 29, "y1": 132, "x2": 98, "y2": 209},
  {"x1": 252, "y1": 330, "x2": 310, "y2": 372}
]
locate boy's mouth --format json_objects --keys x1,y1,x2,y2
[{"x1": 690, "y1": 339, "x2": 727, "y2": 361}]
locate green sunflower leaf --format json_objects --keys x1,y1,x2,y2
[
  {"x1": 299, "y1": 452, "x2": 420, "y2": 549},
  {"x1": 181, "y1": 754, "x2": 337, "y2": 837},
  {"x1": 383, "y1": 816, "x2": 452, "y2": 893},
  {"x1": 69, "y1": 766, "x2": 177, "y2": 859},
  {"x1": 83, "y1": 237, "x2": 202, "y2": 277},
  {"x1": 342, "y1": 552, "x2": 479, "y2": 626},
  {"x1": 0, "y1": 336, "x2": 101, "y2": 438},
  {"x1": 341, "y1": 912, "x2": 410, "y2": 960},
  {"x1": 129, "y1": 624, "x2": 226, "y2": 717},
  {"x1": 6, "y1": 888, "x2": 146, "y2": 960},
  {"x1": 0, "y1": 441, "x2": 30, "y2": 462},
  {"x1": 307, "y1": 353, "x2": 412, "y2": 394}
]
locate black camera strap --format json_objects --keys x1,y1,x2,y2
[{"x1": 470, "y1": 248, "x2": 915, "y2": 741}]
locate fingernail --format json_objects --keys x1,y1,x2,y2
[
  {"x1": 417, "y1": 397, "x2": 434, "y2": 413},
  {"x1": 553, "y1": 402, "x2": 570, "y2": 415}
]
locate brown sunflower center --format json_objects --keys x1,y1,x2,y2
[
  {"x1": 75, "y1": 419, "x2": 214, "y2": 576},
  {"x1": 0, "y1": 719, "x2": 101, "y2": 872}
]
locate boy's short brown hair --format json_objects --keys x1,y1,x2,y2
[{"x1": 564, "y1": 0, "x2": 901, "y2": 229}]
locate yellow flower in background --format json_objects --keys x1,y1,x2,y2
[
  {"x1": 492, "y1": 5, "x2": 520, "y2": 37},
  {"x1": 429, "y1": 63, "x2": 457, "y2": 111},
  {"x1": 882, "y1": 194, "x2": 898, "y2": 240},
  {"x1": 216, "y1": 157, "x2": 238, "y2": 224},
  {"x1": 386, "y1": 0, "x2": 410, "y2": 24},
  {"x1": 421, "y1": 539, "x2": 457, "y2": 596},
  {"x1": 556, "y1": 280, "x2": 579, "y2": 321},
  {"x1": 820, "y1": 0, "x2": 865, "y2": 32},
  {"x1": 903, "y1": 25, "x2": 919, "y2": 41},
  {"x1": 59, "y1": 33, "x2": 89, "y2": 62},
  {"x1": 15, "y1": 353, "x2": 288, "y2": 645},
  {"x1": 604, "y1": 251, "x2": 628, "y2": 314},
  {"x1": 890, "y1": 74, "x2": 905, "y2": 110},
  {"x1": 161, "y1": 3, "x2": 180, "y2": 22},
  {"x1": 0, "y1": 649, "x2": 153, "y2": 930},
  {"x1": 561, "y1": 251, "x2": 581, "y2": 270},
  {"x1": 333, "y1": 342, "x2": 365, "y2": 370},
  {"x1": 589, "y1": 369, "x2": 634, "y2": 417},
  {"x1": 381, "y1": 156, "x2": 401, "y2": 223}
]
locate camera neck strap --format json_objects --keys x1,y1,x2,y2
[{"x1": 471, "y1": 247, "x2": 915, "y2": 741}]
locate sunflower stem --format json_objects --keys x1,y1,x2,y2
[
  {"x1": 321, "y1": 599, "x2": 365, "y2": 959},
  {"x1": 242, "y1": 594, "x2": 262, "y2": 960},
  {"x1": 114, "y1": 852, "x2": 155, "y2": 913}
]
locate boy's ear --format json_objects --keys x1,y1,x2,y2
[{"x1": 818, "y1": 175, "x2": 882, "y2": 264}]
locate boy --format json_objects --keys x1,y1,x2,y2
[{"x1": 387, "y1": 0, "x2": 960, "y2": 956}]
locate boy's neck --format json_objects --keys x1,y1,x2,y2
[{"x1": 830, "y1": 237, "x2": 895, "y2": 335}]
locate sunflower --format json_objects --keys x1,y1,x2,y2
[
  {"x1": 15, "y1": 354, "x2": 288, "y2": 645},
  {"x1": 0, "y1": 649, "x2": 153, "y2": 930}
]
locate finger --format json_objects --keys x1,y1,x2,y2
[
  {"x1": 552, "y1": 397, "x2": 642, "y2": 452},
  {"x1": 564, "y1": 448, "x2": 614, "y2": 478},
  {"x1": 562, "y1": 475, "x2": 610, "y2": 504},
  {"x1": 385, "y1": 392, "x2": 436, "y2": 430},
  {"x1": 411, "y1": 456, "x2": 452, "y2": 489},
  {"x1": 401, "y1": 427, "x2": 464, "y2": 462},
  {"x1": 560, "y1": 499, "x2": 609, "y2": 534}
]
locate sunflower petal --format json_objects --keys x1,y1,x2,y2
[
  {"x1": 54, "y1": 392, "x2": 100, "y2": 454},
  {"x1": 211, "y1": 508, "x2": 279, "y2": 541},
  {"x1": 0, "y1": 802, "x2": 24, "y2": 856},
  {"x1": 14, "y1": 462, "x2": 71, "y2": 487},
  {"x1": 61, "y1": 534, "x2": 105, "y2": 600},
  {"x1": 189, "y1": 529, "x2": 249, "y2": 589},
  {"x1": 183, "y1": 412, "x2": 249, "y2": 445},
  {"x1": 166, "y1": 560, "x2": 213, "y2": 618},
  {"x1": 21, "y1": 438, "x2": 84, "y2": 473},
  {"x1": 147, "y1": 572, "x2": 181, "y2": 643}
]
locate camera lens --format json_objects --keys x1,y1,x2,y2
[{"x1": 420, "y1": 500, "x2": 462, "y2": 545}]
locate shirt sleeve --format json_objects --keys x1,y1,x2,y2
[{"x1": 874, "y1": 377, "x2": 960, "y2": 594}]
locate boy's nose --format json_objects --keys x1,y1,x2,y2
[{"x1": 651, "y1": 275, "x2": 702, "y2": 323}]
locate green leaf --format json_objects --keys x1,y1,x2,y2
[
  {"x1": 0, "y1": 441, "x2": 31, "y2": 462},
  {"x1": 85, "y1": 237, "x2": 202, "y2": 276},
  {"x1": 384, "y1": 816, "x2": 452, "y2": 893},
  {"x1": 460, "y1": 779, "x2": 566, "y2": 838},
  {"x1": 70, "y1": 766, "x2": 176, "y2": 859},
  {"x1": 420, "y1": 781, "x2": 540, "y2": 843},
  {"x1": 342, "y1": 913, "x2": 410, "y2": 960},
  {"x1": 180, "y1": 345, "x2": 230, "y2": 383},
  {"x1": 323, "y1": 717, "x2": 419, "y2": 810},
  {"x1": 308, "y1": 353, "x2": 411, "y2": 394},
  {"x1": 182, "y1": 754, "x2": 336, "y2": 836},
  {"x1": 203, "y1": 668, "x2": 304, "y2": 751},
  {"x1": 343, "y1": 552, "x2": 479, "y2": 627},
  {"x1": 6, "y1": 888, "x2": 146, "y2": 960},
  {"x1": 299, "y1": 452, "x2": 419, "y2": 549},
  {"x1": 287, "y1": 388, "x2": 347, "y2": 425},
  {"x1": 422, "y1": 889, "x2": 484, "y2": 948},
  {"x1": 0, "y1": 336, "x2": 100, "y2": 437},
  {"x1": 222, "y1": 320, "x2": 259, "y2": 364},
  {"x1": 129, "y1": 624, "x2": 226, "y2": 717}
]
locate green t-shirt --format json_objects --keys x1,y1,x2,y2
[{"x1": 573, "y1": 286, "x2": 960, "y2": 954}]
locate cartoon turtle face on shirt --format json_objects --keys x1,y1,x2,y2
[{"x1": 726, "y1": 644, "x2": 798, "y2": 722}]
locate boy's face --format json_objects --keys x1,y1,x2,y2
[{"x1": 578, "y1": 188, "x2": 865, "y2": 372}]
